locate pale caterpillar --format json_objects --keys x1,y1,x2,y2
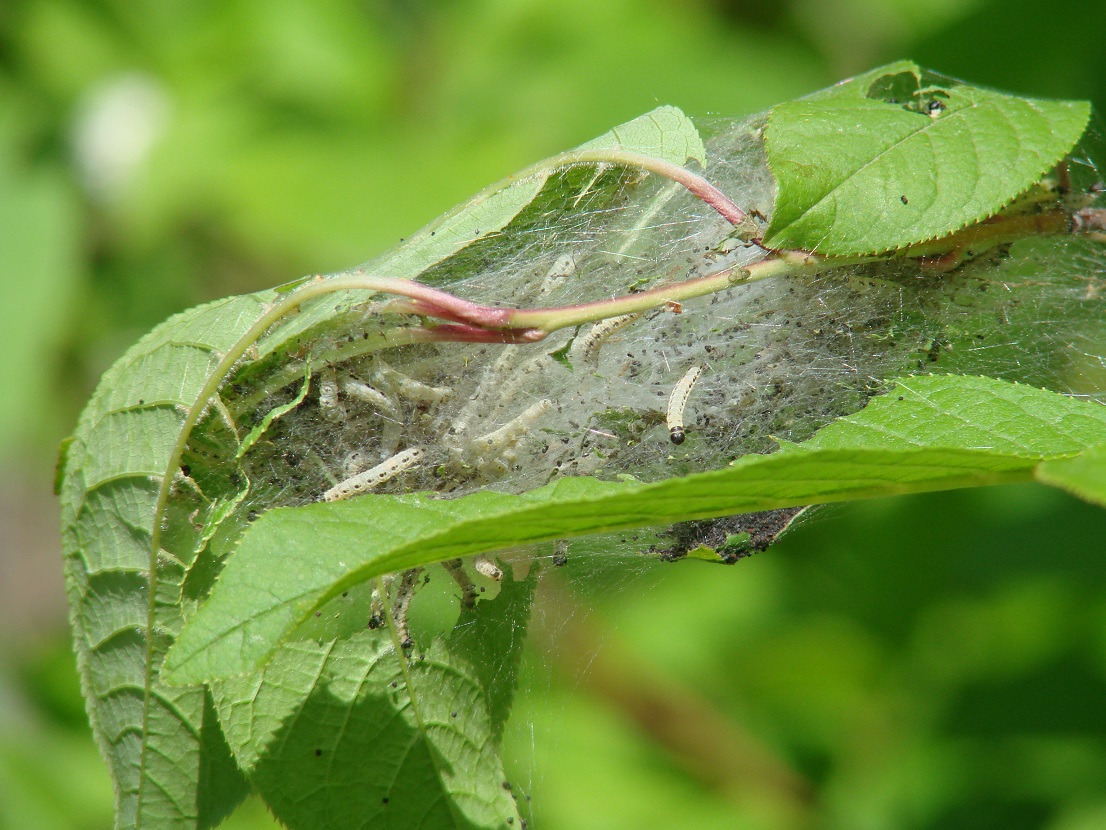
[
  {"x1": 322, "y1": 447, "x2": 424, "y2": 502},
  {"x1": 575, "y1": 313, "x2": 642, "y2": 366},
  {"x1": 666, "y1": 366, "x2": 702, "y2": 445}
]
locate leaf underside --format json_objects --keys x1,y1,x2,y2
[
  {"x1": 1037, "y1": 442, "x2": 1106, "y2": 506},
  {"x1": 211, "y1": 569, "x2": 536, "y2": 830},
  {"x1": 59, "y1": 294, "x2": 275, "y2": 827}
]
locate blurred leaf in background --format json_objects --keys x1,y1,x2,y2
[{"x1": 2, "y1": 0, "x2": 1105, "y2": 828}]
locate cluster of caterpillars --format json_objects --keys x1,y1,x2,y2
[
  {"x1": 315, "y1": 348, "x2": 560, "y2": 649},
  {"x1": 314, "y1": 264, "x2": 707, "y2": 651}
]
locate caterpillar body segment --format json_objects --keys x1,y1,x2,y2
[
  {"x1": 391, "y1": 567, "x2": 423, "y2": 649},
  {"x1": 319, "y1": 369, "x2": 344, "y2": 422},
  {"x1": 488, "y1": 354, "x2": 555, "y2": 422},
  {"x1": 537, "y1": 253, "x2": 577, "y2": 297},
  {"x1": 448, "y1": 347, "x2": 520, "y2": 439}
]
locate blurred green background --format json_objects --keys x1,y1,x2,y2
[{"x1": 2, "y1": 1, "x2": 1105, "y2": 828}]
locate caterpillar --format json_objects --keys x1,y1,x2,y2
[
  {"x1": 667, "y1": 366, "x2": 702, "y2": 445},
  {"x1": 463, "y1": 399, "x2": 553, "y2": 462},
  {"x1": 340, "y1": 377, "x2": 398, "y2": 415},
  {"x1": 575, "y1": 313, "x2": 642, "y2": 366},
  {"x1": 318, "y1": 369, "x2": 344, "y2": 422},
  {"x1": 322, "y1": 447, "x2": 424, "y2": 502},
  {"x1": 473, "y1": 554, "x2": 502, "y2": 581}
]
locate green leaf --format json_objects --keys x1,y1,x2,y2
[
  {"x1": 163, "y1": 376, "x2": 1106, "y2": 685},
  {"x1": 211, "y1": 570, "x2": 536, "y2": 830},
  {"x1": 235, "y1": 366, "x2": 311, "y2": 459},
  {"x1": 762, "y1": 61, "x2": 1091, "y2": 255},
  {"x1": 1036, "y1": 443, "x2": 1106, "y2": 507},
  {"x1": 575, "y1": 103, "x2": 707, "y2": 167},
  {"x1": 795, "y1": 375, "x2": 1106, "y2": 454},
  {"x1": 55, "y1": 101, "x2": 706, "y2": 829},
  {"x1": 60, "y1": 66, "x2": 1105, "y2": 828},
  {"x1": 58, "y1": 294, "x2": 277, "y2": 828},
  {"x1": 370, "y1": 105, "x2": 704, "y2": 280}
]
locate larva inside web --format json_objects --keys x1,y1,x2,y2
[
  {"x1": 205, "y1": 106, "x2": 1106, "y2": 651},
  {"x1": 322, "y1": 446, "x2": 425, "y2": 502},
  {"x1": 666, "y1": 365, "x2": 703, "y2": 445}
]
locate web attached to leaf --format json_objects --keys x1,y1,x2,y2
[
  {"x1": 213, "y1": 110, "x2": 1106, "y2": 518},
  {"x1": 173, "y1": 101, "x2": 1106, "y2": 828}
]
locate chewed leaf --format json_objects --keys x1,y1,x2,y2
[
  {"x1": 371, "y1": 105, "x2": 705, "y2": 279},
  {"x1": 162, "y1": 377, "x2": 1106, "y2": 685},
  {"x1": 762, "y1": 62, "x2": 1091, "y2": 255}
]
